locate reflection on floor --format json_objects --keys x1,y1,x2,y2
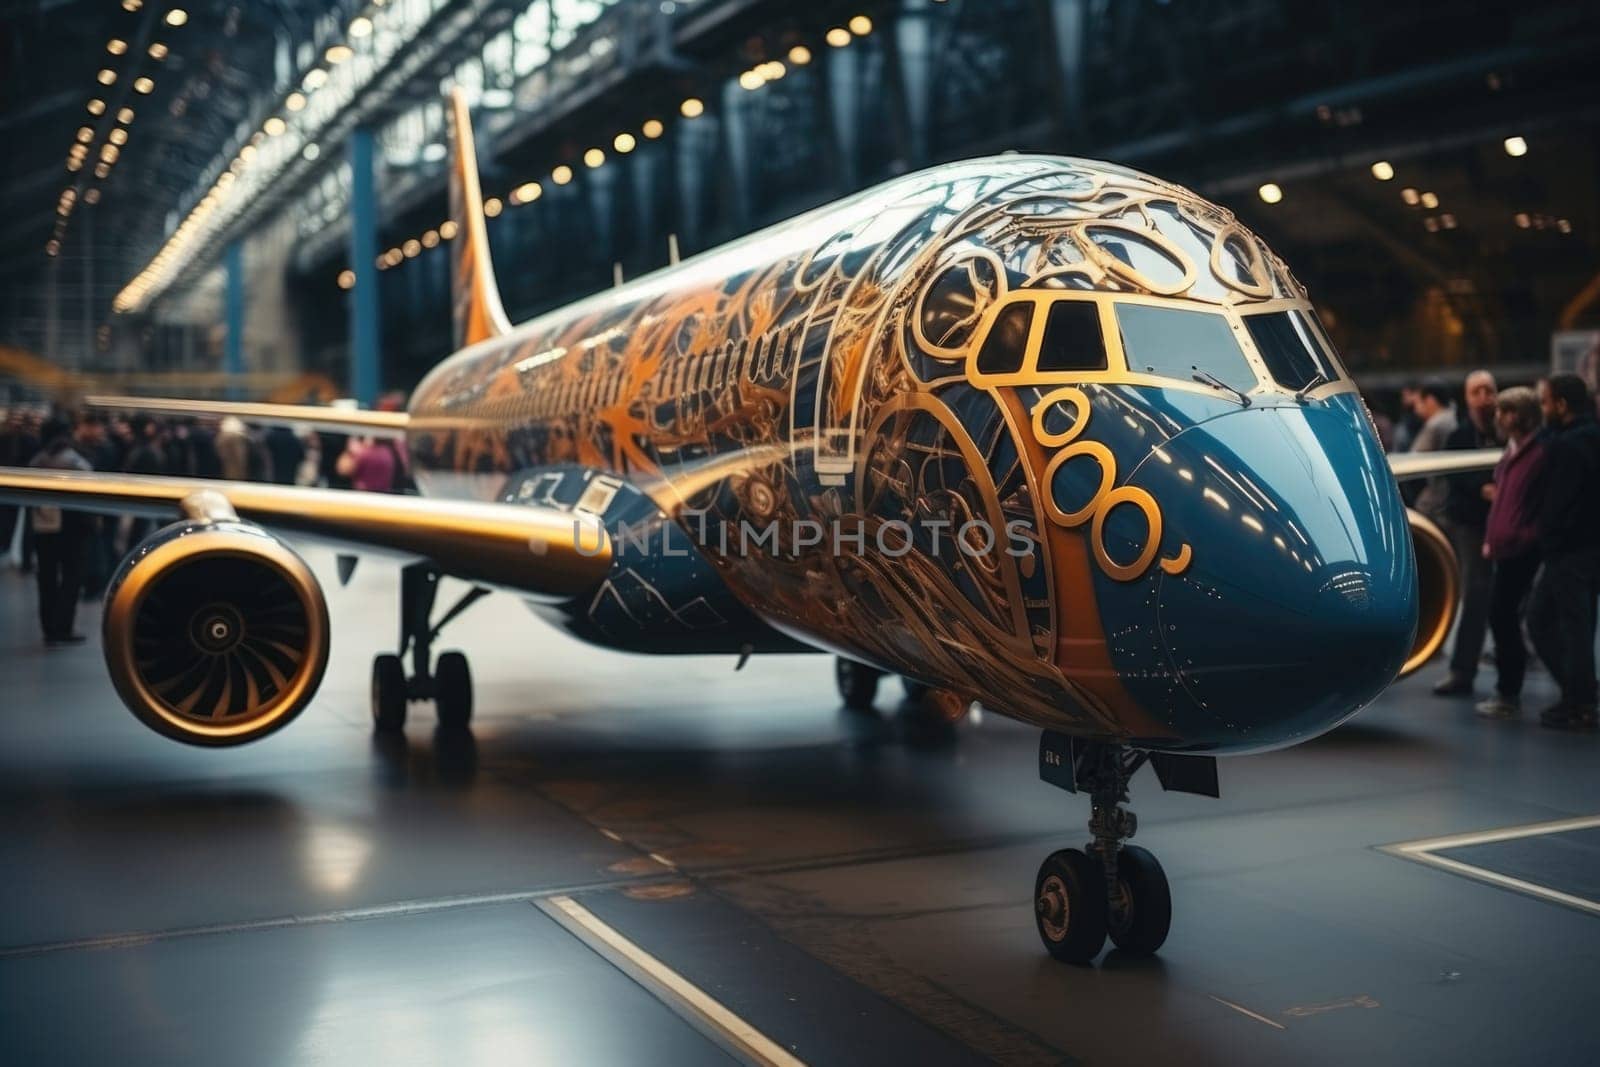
[{"x1": 2, "y1": 549, "x2": 1598, "y2": 1066}]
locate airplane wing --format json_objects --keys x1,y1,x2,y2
[
  {"x1": 84, "y1": 395, "x2": 409, "y2": 438},
  {"x1": 0, "y1": 467, "x2": 609, "y2": 601},
  {"x1": 1387, "y1": 447, "x2": 1502, "y2": 482}
]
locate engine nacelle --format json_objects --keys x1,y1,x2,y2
[
  {"x1": 102, "y1": 520, "x2": 330, "y2": 746},
  {"x1": 1398, "y1": 508, "x2": 1459, "y2": 679}
]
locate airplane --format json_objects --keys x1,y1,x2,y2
[{"x1": 0, "y1": 89, "x2": 1500, "y2": 964}]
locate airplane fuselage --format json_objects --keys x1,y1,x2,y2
[{"x1": 406, "y1": 156, "x2": 1417, "y2": 754}]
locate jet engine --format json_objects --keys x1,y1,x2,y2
[
  {"x1": 102, "y1": 519, "x2": 330, "y2": 746},
  {"x1": 1399, "y1": 508, "x2": 1459, "y2": 679}
]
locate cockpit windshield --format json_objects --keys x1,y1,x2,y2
[
  {"x1": 1114, "y1": 303, "x2": 1256, "y2": 394},
  {"x1": 1244, "y1": 310, "x2": 1342, "y2": 391}
]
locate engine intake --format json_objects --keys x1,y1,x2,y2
[
  {"x1": 103, "y1": 520, "x2": 330, "y2": 746},
  {"x1": 1398, "y1": 508, "x2": 1459, "y2": 679}
]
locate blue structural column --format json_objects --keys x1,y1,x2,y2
[
  {"x1": 223, "y1": 241, "x2": 244, "y2": 399},
  {"x1": 347, "y1": 126, "x2": 380, "y2": 406}
]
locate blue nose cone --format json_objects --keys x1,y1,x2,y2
[{"x1": 1121, "y1": 394, "x2": 1416, "y2": 751}]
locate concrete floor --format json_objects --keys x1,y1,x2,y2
[{"x1": 2, "y1": 546, "x2": 1598, "y2": 1065}]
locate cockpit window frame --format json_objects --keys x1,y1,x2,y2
[{"x1": 961, "y1": 289, "x2": 1355, "y2": 401}]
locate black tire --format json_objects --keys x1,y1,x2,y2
[
  {"x1": 371, "y1": 654, "x2": 407, "y2": 733},
  {"x1": 1034, "y1": 848, "x2": 1107, "y2": 963},
  {"x1": 901, "y1": 677, "x2": 931, "y2": 702},
  {"x1": 435, "y1": 650, "x2": 473, "y2": 730},
  {"x1": 835, "y1": 657, "x2": 882, "y2": 711},
  {"x1": 1106, "y1": 845, "x2": 1171, "y2": 955}
]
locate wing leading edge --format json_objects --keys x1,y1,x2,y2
[
  {"x1": 0, "y1": 467, "x2": 610, "y2": 601},
  {"x1": 85, "y1": 395, "x2": 410, "y2": 438},
  {"x1": 1387, "y1": 448, "x2": 1502, "y2": 482}
]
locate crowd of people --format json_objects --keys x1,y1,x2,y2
[
  {"x1": 1392, "y1": 372, "x2": 1600, "y2": 729},
  {"x1": 0, "y1": 407, "x2": 408, "y2": 647}
]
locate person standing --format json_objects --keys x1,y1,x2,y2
[
  {"x1": 1526, "y1": 375, "x2": 1600, "y2": 729},
  {"x1": 28, "y1": 419, "x2": 92, "y2": 646},
  {"x1": 1409, "y1": 381, "x2": 1458, "y2": 522},
  {"x1": 1433, "y1": 371, "x2": 1498, "y2": 697},
  {"x1": 1475, "y1": 388, "x2": 1548, "y2": 718}
]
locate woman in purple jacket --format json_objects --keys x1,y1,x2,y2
[{"x1": 1477, "y1": 387, "x2": 1549, "y2": 718}]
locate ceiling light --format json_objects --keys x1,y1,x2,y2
[
  {"x1": 613, "y1": 132, "x2": 636, "y2": 153},
  {"x1": 286, "y1": 92, "x2": 306, "y2": 111},
  {"x1": 1401, "y1": 187, "x2": 1420, "y2": 205},
  {"x1": 133, "y1": 76, "x2": 154, "y2": 93},
  {"x1": 148, "y1": 42, "x2": 168, "y2": 60},
  {"x1": 849, "y1": 15, "x2": 873, "y2": 35},
  {"x1": 87, "y1": 99, "x2": 106, "y2": 115},
  {"x1": 164, "y1": 8, "x2": 187, "y2": 26},
  {"x1": 304, "y1": 68, "x2": 328, "y2": 90},
  {"x1": 1257, "y1": 182, "x2": 1283, "y2": 204},
  {"x1": 302, "y1": 143, "x2": 320, "y2": 160},
  {"x1": 680, "y1": 97, "x2": 703, "y2": 118},
  {"x1": 240, "y1": 144, "x2": 257, "y2": 161},
  {"x1": 67, "y1": 158, "x2": 83, "y2": 172},
  {"x1": 98, "y1": 69, "x2": 117, "y2": 85},
  {"x1": 512, "y1": 181, "x2": 542, "y2": 204},
  {"x1": 264, "y1": 116, "x2": 286, "y2": 136},
  {"x1": 1503, "y1": 135, "x2": 1527, "y2": 157},
  {"x1": 763, "y1": 61, "x2": 785, "y2": 80},
  {"x1": 403, "y1": 238, "x2": 421, "y2": 257},
  {"x1": 789, "y1": 45, "x2": 812, "y2": 65},
  {"x1": 107, "y1": 39, "x2": 127, "y2": 54},
  {"x1": 109, "y1": 128, "x2": 128, "y2": 145},
  {"x1": 739, "y1": 70, "x2": 764, "y2": 90},
  {"x1": 338, "y1": 269, "x2": 356, "y2": 290},
  {"x1": 101, "y1": 144, "x2": 119, "y2": 162},
  {"x1": 484, "y1": 197, "x2": 503, "y2": 217},
  {"x1": 94, "y1": 162, "x2": 110, "y2": 179},
  {"x1": 826, "y1": 27, "x2": 851, "y2": 47},
  {"x1": 421, "y1": 229, "x2": 439, "y2": 248},
  {"x1": 348, "y1": 16, "x2": 372, "y2": 37},
  {"x1": 85, "y1": 188, "x2": 101, "y2": 205},
  {"x1": 77, "y1": 126, "x2": 94, "y2": 143},
  {"x1": 641, "y1": 119, "x2": 664, "y2": 139},
  {"x1": 325, "y1": 44, "x2": 353, "y2": 64},
  {"x1": 122, "y1": 0, "x2": 142, "y2": 10},
  {"x1": 551, "y1": 164, "x2": 573, "y2": 185},
  {"x1": 1420, "y1": 191, "x2": 1439, "y2": 209},
  {"x1": 439, "y1": 220, "x2": 459, "y2": 240},
  {"x1": 118, "y1": 107, "x2": 134, "y2": 123},
  {"x1": 584, "y1": 147, "x2": 605, "y2": 168},
  {"x1": 1370, "y1": 160, "x2": 1394, "y2": 181}
]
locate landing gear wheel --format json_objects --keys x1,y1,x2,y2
[
  {"x1": 371, "y1": 653, "x2": 407, "y2": 733},
  {"x1": 835, "y1": 658, "x2": 883, "y2": 711},
  {"x1": 435, "y1": 650, "x2": 473, "y2": 730},
  {"x1": 1034, "y1": 848, "x2": 1107, "y2": 963},
  {"x1": 1106, "y1": 845, "x2": 1171, "y2": 954}
]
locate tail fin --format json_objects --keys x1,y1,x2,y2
[{"x1": 447, "y1": 87, "x2": 512, "y2": 350}]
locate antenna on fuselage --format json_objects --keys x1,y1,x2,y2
[
  {"x1": 613, "y1": 262, "x2": 625, "y2": 288},
  {"x1": 667, "y1": 233, "x2": 680, "y2": 266}
]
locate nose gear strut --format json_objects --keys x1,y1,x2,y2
[{"x1": 1033, "y1": 732, "x2": 1216, "y2": 963}]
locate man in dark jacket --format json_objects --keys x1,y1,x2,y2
[
  {"x1": 29, "y1": 419, "x2": 93, "y2": 645},
  {"x1": 1433, "y1": 370, "x2": 1497, "y2": 696},
  {"x1": 1526, "y1": 374, "x2": 1600, "y2": 728},
  {"x1": 1476, "y1": 387, "x2": 1547, "y2": 717}
]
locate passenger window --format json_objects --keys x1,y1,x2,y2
[
  {"x1": 1036, "y1": 301, "x2": 1107, "y2": 372},
  {"x1": 1245, "y1": 311, "x2": 1338, "y2": 391},
  {"x1": 976, "y1": 302, "x2": 1033, "y2": 375},
  {"x1": 1114, "y1": 304, "x2": 1256, "y2": 393}
]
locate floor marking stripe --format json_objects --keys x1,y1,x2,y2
[
  {"x1": 1380, "y1": 814, "x2": 1600, "y2": 916},
  {"x1": 0, "y1": 877, "x2": 668, "y2": 961},
  {"x1": 540, "y1": 894, "x2": 805, "y2": 1067},
  {"x1": 1208, "y1": 995, "x2": 1287, "y2": 1031}
]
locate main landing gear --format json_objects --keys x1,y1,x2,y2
[
  {"x1": 834, "y1": 657, "x2": 965, "y2": 721},
  {"x1": 371, "y1": 563, "x2": 489, "y2": 734},
  {"x1": 1033, "y1": 732, "x2": 1218, "y2": 963}
]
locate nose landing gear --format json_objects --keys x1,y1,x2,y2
[
  {"x1": 1034, "y1": 733, "x2": 1214, "y2": 963},
  {"x1": 371, "y1": 563, "x2": 488, "y2": 733}
]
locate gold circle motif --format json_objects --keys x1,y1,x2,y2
[
  {"x1": 1032, "y1": 386, "x2": 1091, "y2": 448},
  {"x1": 1041, "y1": 440, "x2": 1115, "y2": 528},
  {"x1": 1091, "y1": 486, "x2": 1163, "y2": 581}
]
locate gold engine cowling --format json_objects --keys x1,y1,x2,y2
[
  {"x1": 1399, "y1": 508, "x2": 1460, "y2": 679},
  {"x1": 102, "y1": 520, "x2": 330, "y2": 746}
]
